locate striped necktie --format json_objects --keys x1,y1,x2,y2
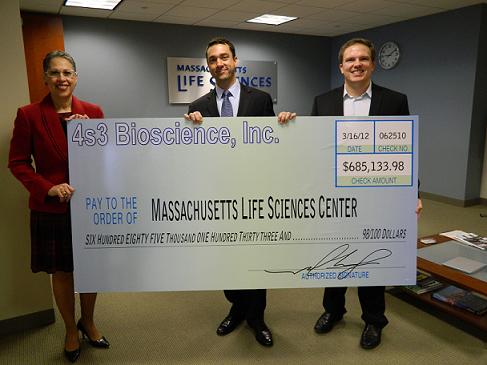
[{"x1": 221, "y1": 90, "x2": 233, "y2": 117}]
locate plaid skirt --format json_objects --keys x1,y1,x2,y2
[{"x1": 30, "y1": 210, "x2": 73, "y2": 273}]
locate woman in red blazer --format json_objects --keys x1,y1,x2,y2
[{"x1": 9, "y1": 51, "x2": 109, "y2": 363}]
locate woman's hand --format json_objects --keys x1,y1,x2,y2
[{"x1": 48, "y1": 183, "x2": 75, "y2": 203}]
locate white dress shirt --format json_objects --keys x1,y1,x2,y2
[{"x1": 343, "y1": 83, "x2": 372, "y2": 117}]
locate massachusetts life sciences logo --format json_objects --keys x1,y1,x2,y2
[{"x1": 167, "y1": 57, "x2": 277, "y2": 104}]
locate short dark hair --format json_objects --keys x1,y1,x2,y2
[
  {"x1": 206, "y1": 37, "x2": 236, "y2": 60},
  {"x1": 338, "y1": 38, "x2": 375, "y2": 64},
  {"x1": 42, "y1": 50, "x2": 76, "y2": 72}
]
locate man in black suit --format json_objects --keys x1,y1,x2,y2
[
  {"x1": 311, "y1": 38, "x2": 422, "y2": 349},
  {"x1": 185, "y1": 37, "x2": 294, "y2": 347}
]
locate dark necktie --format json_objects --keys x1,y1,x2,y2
[{"x1": 221, "y1": 90, "x2": 233, "y2": 117}]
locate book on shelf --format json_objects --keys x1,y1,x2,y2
[
  {"x1": 431, "y1": 285, "x2": 487, "y2": 316},
  {"x1": 403, "y1": 271, "x2": 444, "y2": 295},
  {"x1": 439, "y1": 230, "x2": 487, "y2": 250}
]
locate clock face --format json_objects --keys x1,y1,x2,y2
[{"x1": 378, "y1": 41, "x2": 400, "y2": 70}]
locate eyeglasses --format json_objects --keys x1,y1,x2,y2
[{"x1": 45, "y1": 70, "x2": 77, "y2": 78}]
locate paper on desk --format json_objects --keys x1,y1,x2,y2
[{"x1": 440, "y1": 230, "x2": 487, "y2": 250}]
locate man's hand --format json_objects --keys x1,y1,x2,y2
[
  {"x1": 184, "y1": 111, "x2": 203, "y2": 124},
  {"x1": 277, "y1": 111, "x2": 296, "y2": 124},
  {"x1": 416, "y1": 198, "x2": 423, "y2": 216}
]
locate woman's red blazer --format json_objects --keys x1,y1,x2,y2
[{"x1": 8, "y1": 94, "x2": 104, "y2": 213}]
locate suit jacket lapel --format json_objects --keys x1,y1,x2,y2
[
  {"x1": 369, "y1": 83, "x2": 383, "y2": 116},
  {"x1": 237, "y1": 85, "x2": 250, "y2": 116},
  {"x1": 40, "y1": 95, "x2": 68, "y2": 161},
  {"x1": 333, "y1": 88, "x2": 344, "y2": 115},
  {"x1": 207, "y1": 89, "x2": 219, "y2": 117},
  {"x1": 71, "y1": 95, "x2": 86, "y2": 115}
]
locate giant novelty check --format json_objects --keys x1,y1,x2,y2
[{"x1": 68, "y1": 116, "x2": 418, "y2": 292}]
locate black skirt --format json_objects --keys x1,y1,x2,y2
[{"x1": 30, "y1": 210, "x2": 73, "y2": 273}]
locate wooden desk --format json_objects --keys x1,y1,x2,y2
[{"x1": 399, "y1": 235, "x2": 487, "y2": 336}]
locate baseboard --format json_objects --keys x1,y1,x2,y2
[
  {"x1": 0, "y1": 309, "x2": 55, "y2": 336},
  {"x1": 420, "y1": 191, "x2": 481, "y2": 207}
]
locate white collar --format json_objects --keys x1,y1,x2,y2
[
  {"x1": 343, "y1": 82, "x2": 372, "y2": 99},
  {"x1": 216, "y1": 80, "x2": 240, "y2": 99}
]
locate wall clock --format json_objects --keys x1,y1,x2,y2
[{"x1": 378, "y1": 41, "x2": 400, "y2": 70}]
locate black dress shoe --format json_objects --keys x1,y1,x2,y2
[
  {"x1": 64, "y1": 347, "x2": 80, "y2": 363},
  {"x1": 360, "y1": 324, "x2": 382, "y2": 349},
  {"x1": 314, "y1": 312, "x2": 342, "y2": 334},
  {"x1": 216, "y1": 315, "x2": 243, "y2": 336},
  {"x1": 250, "y1": 322, "x2": 273, "y2": 347},
  {"x1": 77, "y1": 321, "x2": 110, "y2": 348}
]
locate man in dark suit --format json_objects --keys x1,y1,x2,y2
[
  {"x1": 185, "y1": 37, "x2": 294, "y2": 347},
  {"x1": 311, "y1": 38, "x2": 422, "y2": 349}
]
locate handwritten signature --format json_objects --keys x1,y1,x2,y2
[{"x1": 264, "y1": 244, "x2": 392, "y2": 279}]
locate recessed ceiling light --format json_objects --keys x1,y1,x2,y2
[
  {"x1": 64, "y1": 0, "x2": 123, "y2": 11},
  {"x1": 246, "y1": 14, "x2": 297, "y2": 26}
]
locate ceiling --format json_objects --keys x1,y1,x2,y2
[{"x1": 20, "y1": 0, "x2": 487, "y2": 36}]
